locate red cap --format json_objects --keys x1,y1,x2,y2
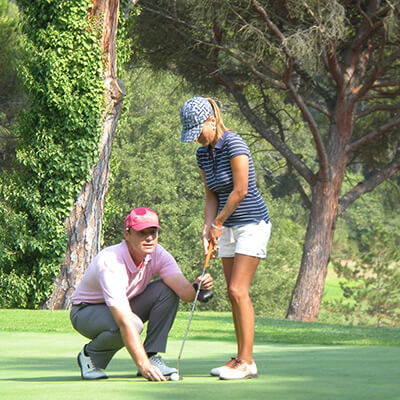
[{"x1": 124, "y1": 208, "x2": 161, "y2": 231}]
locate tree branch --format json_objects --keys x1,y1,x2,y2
[
  {"x1": 250, "y1": 0, "x2": 290, "y2": 58},
  {"x1": 139, "y1": 3, "x2": 210, "y2": 37},
  {"x1": 355, "y1": 104, "x2": 400, "y2": 120},
  {"x1": 214, "y1": 70, "x2": 315, "y2": 184},
  {"x1": 373, "y1": 79, "x2": 400, "y2": 88},
  {"x1": 343, "y1": 2, "x2": 383, "y2": 91},
  {"x1": 363, "y1": 89, "x2": 400, "y2": 100},
  {"x1": 140, "y1": 3, "x2": 286, "y2": 90},
  {"x1": 304, "y1": 100, "x2": 331, "y2": 118},
  {"x1": 352, "y1": 16, "x2": 384, "y2": 52},
  {"x1": 240, "y1": 48, "x2": 284, "y2": 83},
  {"x1": 285, "y1": 77, "x2": 330, "y2": 181},
  {"x1": 325, "y1": 40, "x2": 344, "y2": 89},
  {"x1": 294, "y1": 66, "x2": 335, "y2": 106},
  {"x1": 353, "y1": 30, "x2": 386, "y2": 101},
  {"x1": 338, "y1": 149, "x2": 400, "y2": 215},
  {"x1": 288, "y1": 169, "x2": 312, "y2": 209},
  {"x1": 346, "y1": 117, "x2": 400, "y2": 153},
  {"x1": 250, "y1": 0, "x2": 330, "y2": 181},
  {"x1": 214, "y1": 46, "x2": 286, "y2": 89},
  {"x1": 357, "y1": 0, "x2": 374, "y2": 28}
]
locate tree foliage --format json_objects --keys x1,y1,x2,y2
[
  {"x1": 329, "y1": 223, "x2": 400, "y2": 327},
  {"x1": 130, "y1": 0, "x2": 400, "y2": 320},
  {"x1": 0, "y1": 0, "x2": 104, "y2": 308},
  {"x1": 103, "y1": 66, "x2": 303, "y2": 315},
  {"x1": 1, "y1": 0, "x2": 398, "y2": 319},
  {"x1": 0, "y1": 0, "x2": 26, "y2": 170},
  {"x1": 132, "y1": 0, "x2": 400, "y2": 205}
]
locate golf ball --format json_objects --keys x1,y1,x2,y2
[{"x1": 169, "y1": 373, "x2": 179, "y2": 381}]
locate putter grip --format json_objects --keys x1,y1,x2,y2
[{"x1": 203, "y1": 242, "x2": 213, "y2": 270}]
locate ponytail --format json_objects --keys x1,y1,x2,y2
[{"x1": 207, "y1": 98, "x2": 230, "y2": 139}]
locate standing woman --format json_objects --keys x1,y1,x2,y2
[{"x1": 180, "y1": 97, "x2": 271, "y2": 380}]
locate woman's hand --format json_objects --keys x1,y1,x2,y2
[
  {"x1": 202, "y1": 232, "x2": 219, "y2": 256},
  {"x1": 209, "y1": 222, "x2": 223, "y2": 245}
]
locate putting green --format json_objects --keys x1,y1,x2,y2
[{"x1": 0, "y1": 332, "x2": 399, "y2": 400}]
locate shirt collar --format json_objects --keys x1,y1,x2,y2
[
  {"x1": 213, "y1": 130, "x2": 227, "y2": 150},
  {"x1": 203, "y1": 131, "x2": 227, "y2": 153}
]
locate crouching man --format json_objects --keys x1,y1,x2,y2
[{"x1": 70, "y1": 207, "x2": 213, "y2": 381}]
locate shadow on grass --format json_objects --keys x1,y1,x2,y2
[
  {"x1": 0, "y1": 354, "x2": 135, "y2": 370},
  {"x1": 171, "y1": 313, "x2": 400, "y2": 346},
  {"x1": 1, "y1": 344, "x2": 400, "y2": 400},
  {"x1": 0, "y1": 356, "x2": 138, "y2": 382},
  {"x1": 1, "y1": 376, "x2": 80, "y2": 382}
]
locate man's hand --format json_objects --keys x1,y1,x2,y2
[
  {"x1": 194, "y1": 272, "x2": 213, "y2": 291},
  {"x1": 138, "y1": 361, "x2": 166, "y2": 381},
  {"x1": 109, "y1": 306, "x2": 167, "y2": 381},
  {"x1": 193, "y1": 273, "x2": 214, "y2": 303},
  {"x1": 163, "y1": 272, "x2": 214, "y2": 302}
]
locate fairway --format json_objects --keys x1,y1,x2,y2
[{"x1": 1, "y1": 312, "x2": 400, "y2": 400}]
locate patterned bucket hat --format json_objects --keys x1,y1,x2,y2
[{"x1": 180, "y1": 97, "x2": 213, "y2": 142}]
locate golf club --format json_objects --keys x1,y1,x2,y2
[{"x1": 176, "y1": 242, "x2": 213, "y2": 378}]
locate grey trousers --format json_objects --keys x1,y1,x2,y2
[{"x1": 70, "y1": 279, "x2": 179, "y2": 369}]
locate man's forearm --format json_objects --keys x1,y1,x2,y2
[{"x1": 119, "y1": 320, "x2": 148, "y2": 369}]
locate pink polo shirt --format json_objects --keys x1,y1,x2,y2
[{"x1": 71, "y1": 241, "x2": 182, "y2": 311}]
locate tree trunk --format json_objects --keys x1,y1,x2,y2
[
  {"x1": 44, "y1": 0, "x2": 123, "y2": 310},
  {"x1": 286, "y1": 102, "x2": 352, "y2": 321},
  {"x1": 285, "y1": 179, "x2": 337, "y2": 321}
]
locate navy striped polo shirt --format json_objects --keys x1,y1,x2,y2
[{"x1": 196, "y1": 131, "x2": 270, "y2": 227}]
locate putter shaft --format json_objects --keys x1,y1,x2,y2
[{"x1": 177, "y1": 243, "x2": 213, "y2": 375}]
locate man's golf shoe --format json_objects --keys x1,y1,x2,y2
[
  {"x1": 77, "y1": 346, "x2": 108, "y2": 380},
  {"x1": 137, "y1": 355, "x2": 177, "y2": 377}
]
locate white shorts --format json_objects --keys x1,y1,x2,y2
[{"x1": 218, "y1": 220, "x2": 271, "y2": 259}]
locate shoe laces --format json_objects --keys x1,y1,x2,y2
[
  {"x1": 230, "y1": 358, "x2": 247, "y2": 371},
  {"x1": 150, "y1": 355, "x2": 167, "y2": 367},
  {"x1": 224, "y1": 357, "x2": 238, "y2": 367}
]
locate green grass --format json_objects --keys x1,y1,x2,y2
[
  {"x1": 1, "y1": 310, "x2": 399, "y2": 400},
  {"x1": 2, "y1": 310, "x2": 399, "y2": 346},
  {"x1": 321, "y1": 273, "x2": 342, "y2": 303}
]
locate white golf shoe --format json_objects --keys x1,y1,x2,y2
[
  {"x1": 219, "y1": 359, "x2": 258, "y2": 380},
  {"x1": 210, "y1": 357, "x2": 238, "y2": 377},
  {"x1": 77, "y1": 347, "x2": 108, "y2": 380}
]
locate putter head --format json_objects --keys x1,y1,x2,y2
[
  {"x1": 198, "y1": 290, "x2": 213, "y2": 303},
  {"x1": 192, "y1": 283, "x2": 213, "y2": 303}
]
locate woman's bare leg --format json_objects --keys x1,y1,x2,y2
[{"x1": 222, "y1": 254, "x2": 259, "y2": 364}]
